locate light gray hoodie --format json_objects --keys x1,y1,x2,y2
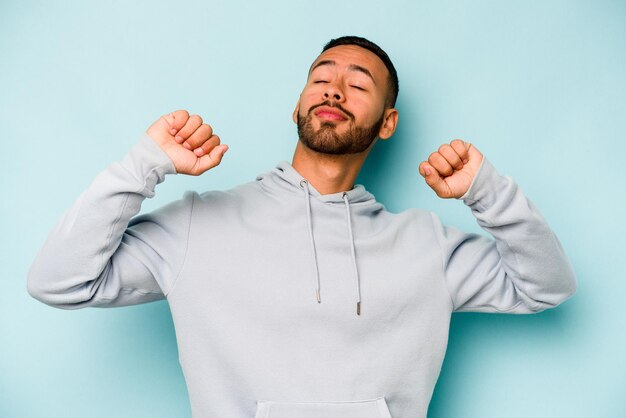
[{"x1": 28, "y1": 133, "x2": 576, "y2": 418}]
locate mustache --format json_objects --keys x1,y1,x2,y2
[{"x1": 308, "y1": 101, "x2": 355, "y2": 120}]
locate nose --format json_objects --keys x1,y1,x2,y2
[{"x1": 323, "y1": 81, "x2": 344, "y2": 102}]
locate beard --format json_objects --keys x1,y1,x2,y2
[{"x1": 297, "y1": 102, "x2": 384, "y2": 155}]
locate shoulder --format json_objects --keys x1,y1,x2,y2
[
  {"x1": 387, "y1": 206, "x2": 438, "y2": 225},
  {"x1": 363, "y1": 205, "x2": 441, "y2": 237},
  {"x1": 186, "y1": 180, "x2": 271, "y2": 218},
  {"x1": 195, "y1": 180, "x2": 263, "y2": 204}
]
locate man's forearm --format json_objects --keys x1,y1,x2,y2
[
  {"x1": 27, "y1": 134, "x2": 176, "y2": 308},
  {"x1": 434, "y1": 157, "x2": 576, "y2": 313}
]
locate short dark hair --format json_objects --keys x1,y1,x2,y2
[{"x1": 322, "y1": 36, "x2": 399, "y2": 107}]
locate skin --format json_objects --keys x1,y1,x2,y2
[
  {"x1": 146, "y1": 44, "x2": 484, "y2": 198},
  {"x1": 290, "y1": 45, "x2": 398, "y2": 193}
]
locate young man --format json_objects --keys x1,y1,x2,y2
[{"x1": 28, "y1": 36, "x2": 576, "y2": 418}]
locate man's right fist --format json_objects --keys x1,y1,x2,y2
[{"x1": 146, "y1": 110, "x2": 228, "y2": 176}]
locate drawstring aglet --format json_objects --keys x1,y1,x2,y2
[
  {"x1": 356, "y1": 301, "x2": 361, "y2": 316},
  {"x1": 316, "y1": 288, "x2": 321, "y2": 303}
]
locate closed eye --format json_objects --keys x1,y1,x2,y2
[
  {"x1": 351, "y1": 85, "x2": 366, "y2": 91},
  {"x1": 314, "y1": 80, "x2": 328, "y2": 84}
]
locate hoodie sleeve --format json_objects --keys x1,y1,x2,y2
[
  {"x1": 431, "y1": 158, "x2": 577, "y2": 313},
  {"x1": 27, "y1": 134, "x2": 192, "y2": 309}
]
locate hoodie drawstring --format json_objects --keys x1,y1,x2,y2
[
  {"x1": 300, "y1": 180, "x2": 321, "y2": 304},
  {"x1": 342, "y1": 192, "x2": 362, "y2": 316},
  {"x1": 299, "y1": 179, "x2": 361, "y2": 316}
]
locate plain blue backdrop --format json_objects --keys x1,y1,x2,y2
[{"x1": 1, "y1": 0, "x2": 625, "y2": 417}]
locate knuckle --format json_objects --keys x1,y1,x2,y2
[
  {"x1": 175, "y1": 110, "x2": 189, "y2": 122},
  {"x1": 196, "y1": 124, "x2": 210, "y2": 135},
  {"x1": 452, "y1": 139, "x2": 465, "y2": 150},
  {"x1": 201, "y1": 135, "x2": 219, "y2": 150}
]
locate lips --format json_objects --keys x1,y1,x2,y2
[{"x1": 313, "y1": 106, "x2": 348, "y2": 121}]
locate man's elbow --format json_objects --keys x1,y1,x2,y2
[
  {"x1": 27, "y1": 271, "x2": 56, "y2": 307},
  {"x1": 553, "y1": 271, "x2": 577, "y2": 306},
  {"x1": 530, "y1": 270, "x2": 577, "y2": 312},
  {"x1": 26, "y1": 267, "x2": 87, "y2": 310},
  {"x1": 27, "y1": 269, "x2": 65, "y2": 308}
]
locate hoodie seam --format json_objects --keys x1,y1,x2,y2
[
  {"x1": 164, "y1": 192, "x2": 194, "y2": 297},
  {"x1": 460, "y1": 299, "x2": 525, "y2": 313},
  {"x1": 467, "y1": 193, "x2": 541, "y2": 312},
  {"x1": 99, "y1": 193, "x2": 131, "y2": 271},
  {"x1": 94, "y1": 287, "x2": 163, "y2": 303},
  {"x1": 429, "y1": 212, "x2": 457, "y2": 312},
  {"x1": 256, "y1": 396, "x2": 387, "y2": 404}
]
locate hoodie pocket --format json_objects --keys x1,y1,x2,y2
[{"x1": 253, "y1": 396, "x2": 392, "y2": 418}]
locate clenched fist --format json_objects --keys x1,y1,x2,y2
[
  {"x1": 418, "y1": 139, "x2": 483, "y2": 199},
  {"x1": 146, "y1": 110, "x2": 228, "y2": 176}
]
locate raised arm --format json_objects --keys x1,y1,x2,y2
[
  {"x1": 419, "y1": 140, "x2": 576, "y2": 313},
  {"x1": 27, "y1": 110, "x2": 228, "y2": 309}
]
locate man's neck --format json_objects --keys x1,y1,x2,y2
[{"x1": 291, "y1": 141, "x2": 369, "y2": 195}]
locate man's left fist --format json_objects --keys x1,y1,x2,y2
[{"x1": 418, "y1": 139, "x2": 483, "y2": 199}]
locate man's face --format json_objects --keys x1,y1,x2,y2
[{"x1": 293, "y1": 45, "x2": 393, "y2": 155}]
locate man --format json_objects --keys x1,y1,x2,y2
[{"x1": 28, "y1": 36, "x2": 576, "y2": 418}]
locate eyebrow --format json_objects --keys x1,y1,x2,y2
[{"x1": 309, "y1": 60, "x2": 377, "y2": 85}]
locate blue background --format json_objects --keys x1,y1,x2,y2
[{"x1": 1, "y1": 0, "x2": 625, "y2": 417}]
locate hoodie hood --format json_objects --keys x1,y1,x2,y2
[
  {"x1": 257, "y1": 161, "x2": 377, "y2": 205},
  {"x1": 256, "y1": 160, "x2": 382, "y2": 315}
]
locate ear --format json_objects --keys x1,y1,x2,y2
[
  {"x1": 377, "y1": 108, "x2": 399, "y2": 140},
  {"x1": 292, "y1": 100, "x2": 301, "y2": 124}
]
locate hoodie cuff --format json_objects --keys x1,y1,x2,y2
[
  {"x1": 121, "y1": 133, "x2": 177, "y2": 198},
  {"x1": 457, "y1": 157, "x2": 509, "y2": 211}
]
